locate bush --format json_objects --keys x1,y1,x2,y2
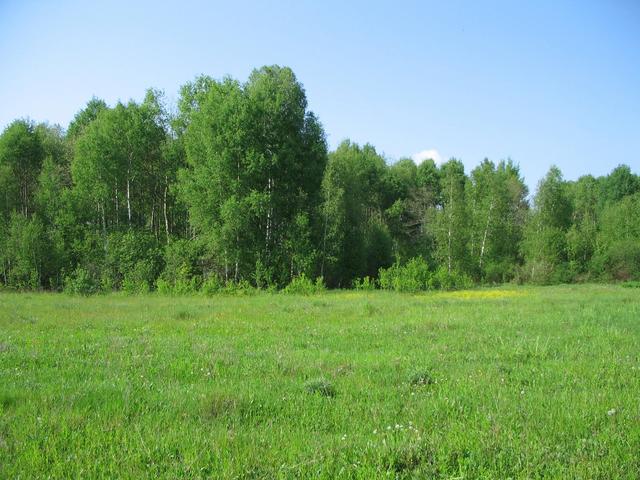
[
  {"x1": 201, "y1": 275, "x2": 223, "y2": 296},
  {"x1": 221, "y1": 279, "x2": 256, "y2": 296},
  {"x1": 2, "y1": 214, "x2": 49, "y2": 289},
  {"x1": 353, "y1": 276, "x2": 377, "y2": 291},
  {"x1": 105, "y1": 230, "x2": 163, "y2": 290},
  {"x1": 159, "y1": 239, "x2": 204, "y2": 288},
  {"x1": 282, "y1": 274, "x2": 326, "y2": 295},
  {"x1": 155, "y1": 278, "x2": 172, "y2": 294},
  {"x1": 122, "y1": 259, "x2": 157, "y2": 294},
  {"x1": 378, "y1": 257, "x2": 431, "y2": 292},
  {"x1": 253, "y1": 258, "x2": 275, "y2": 290},
  {"x1": 597, "y1": 240, "x2": 640, "y2": 281},
  {"x1": 173, "y1": 276, "x2": 200, "y2": 295},
  {"x1": 100, "y1": 272, "x2": 115, "y2": 292},
  {"x1": 64, "y1": 267, "x2": 100, "y2": 295},
  {"x1": 483, "y1": 260, "x2": 516, "y2": 284},
  {"x1": 428, "y1": 266, "x2": 473, "y2": 290}
]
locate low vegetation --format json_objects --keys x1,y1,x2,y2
[{"x1": 1, "y1": 285, "x2": 639, "y2": 478}]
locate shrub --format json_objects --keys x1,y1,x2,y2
[
  {"x1": 173, "y1": 276, "x2": 200, "y2": 295},
  {"x1": 122, "y1": 259, "x2": 157, "y2": 294},
  {"x1": 221, "y1": 279, "x2": 256, "y2": 296},
  {"x1": 253, "y1": 258, "x2": 275, "y2": 290},
  {"x1": 282, "y1": 274, "x2": 326, "y2": 295},
  {"x1": 64, "y1": 267, "x2": 100, "y2": 295},
  {"x1": 483, "y1": 260, "x2": 516, "y2": 284},
  {"x1": 105, "y1": 231, "x2": 163, "y2": 290},
  {"x1": 378, "y1": 262, "x2": 400, "y2": 291},
  {"x1": 156, "y1": 278, "x2": 172, "y2": 294},
  {"x1": 378, "y1": 257, "x2": 431, "y2": 292},
  {"x1": 429, "y1": 266, "x2": 473, "y2": 291},
  {"x1": 100, "y1": 272, "x2": 115, "y2": 292},
  {"x1": 160, "y1": 239, "x2": 204, "y2": 289},
  {"x1": 353, "y1": 276, "x2": 377, "y2": 291},
  {"x1": 122, "y1": 277, "x2": 149, "y2": 294},
  {"x1": 2, "y1": 214, "x2": 49, "y2": 289},
  {"x1": 598, "y1": 240, "x2": 640, "y2": 281},
  {"x1": 155, "y1": 276, "x2": 200, "y2": 295},
  {"x1": 201, "y1": 275, "x2": 223, "y2": 296}
]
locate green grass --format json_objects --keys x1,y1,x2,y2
[{"x1": 1, "y1": 285, "x2": 639, "y2": 478}]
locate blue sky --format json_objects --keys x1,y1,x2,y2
[{"x1": 1, "y1": 0, "x2": 638, "y2": 190}]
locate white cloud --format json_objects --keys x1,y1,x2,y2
[{"x1": 411, "y1": 149, "x2": 442, "y2": 165}]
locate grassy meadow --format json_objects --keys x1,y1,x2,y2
[{"x1": 1, "y1": 285, "x2": 639, "y2": 478}]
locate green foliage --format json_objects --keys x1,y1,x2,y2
[
  {"x1": 468, "y1": 159, "x2": 528, "y2": 281},
  {"x1": 220, "y1": 279, "x2": 256, "y2": 296},
  {"x1": 0, "y1": 119, "x2": 44, "y2": 217},
  {"x1": 158, "y1": 239, "x2": 203, "y2": 292},
  {"x1": 71, "y1": 94, "x2": 172, "y2": 237},
  {"x1": 1, "y1": 214, "x2": 49, "y2": 289},
  {"x1": 379, "y1": 257, "x2": 431, "y2": 292},
  {"x1": 103, "y1": 230, "x2": 163, "y2": 290},
  {"x1": 172, "y1": 275, "x2": 200, "y2": 295},
  {"x1": 482, "y1": 259, "x2": 516, "y2": 284},
  {"x1": 522, "y1": 166, "x2": 574, "y2": 284},
  {"x1": 178, "y1": 66, "x2": 327, "y2": 287},
  {"x1": 122, "y1": 259, "x2": 156, "y2": 294},
  {"x1": 353, "y1": 276, "x2": 377, "y2": 291},
  {"x1": 0, "y1": 66, "x2": 639, "y2": 293},
  {"x1": 601, "y1": 164, "x2": 640, "y2": 204},
  {"x1": 435, "y1": 159, "x2": 471, "y2": 274},
  {"x1": 378, "y1": 259, "x2": 472, "y2": 292},
  {"x1": 200, "y1": 275, "x2": 224, "y2": 296},
  {"x1": 594, "y1": 240, "x2": 640, "y2": 281},
  {"x1": 282, "y1": 273, "x2": 326, "y2": 295},
  {"x1": 66, "y1": 97, "x2": 108, "y2": 140},
  {"x1": 155, "y1": 278, "x2": 172, "y2": 294},
  {"x1": 428, "y1": 266, "x2": 474, "y2": 290},
  {"x1": 64, "y1": 267, "x2": 101, "y2": 295},
  {"x1": 593, "y1": 192, "x2": 640, "y2": 281},
  {"x1": 321, "y1": 141, "x2": 393, "y2": 286}
]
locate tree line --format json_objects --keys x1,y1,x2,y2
[{"x1": 1, "y1": 65, "x2": 638, "y2": 293}]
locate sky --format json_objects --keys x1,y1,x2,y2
[{"x1": 1, "y1": 0, "x2": 639, "y2": 191}]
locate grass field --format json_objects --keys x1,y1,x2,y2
[{"x1": 1, "y1": 285, "x2": 639, "y2": 478}]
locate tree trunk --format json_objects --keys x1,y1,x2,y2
[
  {"x1": 115, "y1": 180, "x2": 119, "y2": 226},
  {"x1": 447, "y1": 178, "x2": 453, "y2": 273},
  {"x1": 150, "y1": 204, "x2": 155, "y2": 234},
  {"x1": 320, "y1": 208, "x2": 328, "y2": 278},
  {"x1": 100, "y1": 202, "x2": 106, "y2": 236},
  {"x1": 479, "y1": 201, "x2": 494, "y2": 269},
  {"x1": 470, "y1": 195, "x2": 477, "y2": 257},
  {"x1": 266, "y1": 176, "x2": 272, "y2": 249},
  {"x1": 126, "y1": 172, "x2": 131, "y2": 226},
  {"x1": 163, "y1": 182, "x2": 170, "y2": 243},
  {"x1": 224, "y1": 249, "x2": 229, "y2": 283}
]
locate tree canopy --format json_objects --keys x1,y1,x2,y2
[{"x1": 1, "y1": 65, "x2": 639, "y2": 292}]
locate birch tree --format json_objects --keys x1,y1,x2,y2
[
  {"x1": 179, "y1": 66, "x2": 327, "y2": 285},
  {"x1": 522, "y1": 166, "x2": 572, "y2": 282},
  {"x1": 435, "y1": 159, "x2": 470, "y2": 274}
]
